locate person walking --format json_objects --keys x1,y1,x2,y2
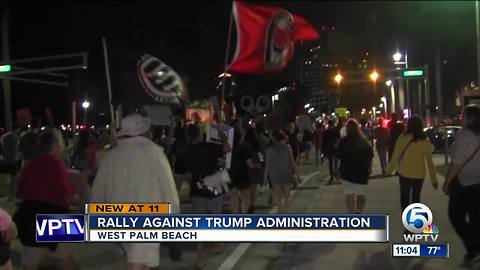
[
  {"x1": 264, "y1": 130, "x2": 299, "y2": 214},
  {"x1": 337, "y1": 119, "x2": 373, "y2": 214},
  {"x1": 229, "y1": 119, "x2": 253, "y2": 214},
  {"x1": 91, "y1": 113, "x2": 180, "y2": 270},
  {"x1": 314, "y1": 122, "x2": 325, "y2": 166},
  {"x1": 72, "y1": 130, "x2": 90, "y2": 171},
  {"x1": 374, "y1": 118, "x2": 391, "y2": 176},
  {"x1": 442, "y1": 105, "x2": 480, "y2": 269},
  {"x1": 388, "y1": 113, "x2": 405, "y2": 161},
  {"x1": 285, "y1": 123, "x2": 300, "y2": 164},
  {"x1": 360, "y1": 118, "x2": 373, "y2": 146},
  {"x1": 386, "y1": 115, "x2": 438, "y2": 212},
  {"x1": 243, "y1": 127, "x2": 264, "y2": 213},
  {"x1": 185, "y1": 124, "x2": 231, "y2": 269},
  {"x1": 14, "y1": 130, "x2": 77, "y2": 270},
  {"x1": 0, "y1": 124, "x2": 22, "y2": 202},
  {"x1": 322, "y1": 120, "x2": 341, "y2": 184},
  {"x1": 17, "y1": 118, "x2": 42, "y2": 164}
]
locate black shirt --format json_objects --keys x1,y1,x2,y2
[
  {"x1": 338, "y1": 136, "x2": 374, "y2": 184},
  {"x1": 389, "y1": 122, "x2": 405, "y2": 150},
  {"x1": 322, "y1": 127, "x2": 340, "y2": 156},
  {"x1": 186, "y1": 142, "x2": 224, "y2": 199},
  {"x1": 229, "y1": 143, "x2": 252, "y2": 190}
]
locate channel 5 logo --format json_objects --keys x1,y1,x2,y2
[{"x1": 402, "y1": 203, "x2": 439, "y2": 242}]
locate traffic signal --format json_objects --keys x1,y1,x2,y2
[
  {"x1": 334, "y1": 73, "x2": 343, "y2": 84},
  {"x1": 369, "y1": 70, "x2": 379, "y2": 82}
]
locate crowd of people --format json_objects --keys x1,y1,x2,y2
[{"x1": 0, "y1": 104, "x2": 479, "y2": 269}]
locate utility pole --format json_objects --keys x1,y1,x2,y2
[{"x1": 2, "y1": 4, "x2": 12, "y2": 131}]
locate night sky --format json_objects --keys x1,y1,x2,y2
[{"x1": 0, "y1": 1, "x2": 476, "y2": 126}]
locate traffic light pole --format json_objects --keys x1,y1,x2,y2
[{"x1": 2, "y1": 5, "x2": 12, "y2": 131}]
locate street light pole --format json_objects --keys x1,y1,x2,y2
[{"x1": 402, "y1": 40, "x2": 411, "y2": 111}]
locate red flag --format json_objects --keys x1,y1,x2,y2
[{"x1": 228, "y1": 1, "x2": 319, "y2": 74}]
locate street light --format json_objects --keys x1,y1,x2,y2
[
  {"x1": 82, "y1": 101, "x2": 90, "y2": 109},
  {"x1": 393, "y1": 52, "x2": 402, "y2": 62},
  {"x1": 82, "y1": 100, "x2": 90, "y2": 125},
  {"x1": 385, "y1": 80, "x2": 392, "y2": 87},
  {"x1": 369, "y1": 70, "x2": 380, "y2": 82},
  {"x1": 334, "y1": 73, "x2": 343, "y2": 84}
]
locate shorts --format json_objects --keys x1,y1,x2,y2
[
  {"x1": 21, "y1": 244, "x2": 72, "y2": 266},
  {"x1": 191, "y1": 196, "x2": 223, "y2": 214},
  {"x1": 341, "y1": 180, "x2": 367, "y2": 195},
  {"x1": 120, "y1": 243, "x2": 160, "y2": 267}
]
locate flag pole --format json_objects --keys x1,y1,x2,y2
[
  {"x1": 220, "y1": 1, "x2": 235, "y2": 122},
  {"x1": 102, "y1": 37, "x2": 117, "y2": 145}
]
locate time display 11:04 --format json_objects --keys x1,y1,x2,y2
[{"x1": 392, "y1": 244, "x2": 420, "y2": 257}]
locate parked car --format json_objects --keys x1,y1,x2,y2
[{"x1": 425, "y1": 125, "x2": 461, "y2": 152}]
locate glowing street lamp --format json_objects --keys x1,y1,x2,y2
[
  {"x1": 385, "y1": 80, "x2": 392, "y2": 87},
  {"x1": 334, "y1": 73, "x2": 343, "y2": 84},
  {"x1": 82, "y1": 100, "x2": 90, "y2": 109},
  {"x1": 369, "y1": 70, "x2": 380, "y2": 82},
  {"x1": 393, "y1": 52, "x2": 402, "y2": 62},
  {"x1": 82, "y1": 100, "x2": 90, "y2": 125}
]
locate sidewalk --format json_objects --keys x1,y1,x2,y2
[
  {"x1": 0, "y1": 154, "x2": 464, "y2": 269},
  {"x1": 233, "y1": 154, "x2": 464, "y2": 270}
]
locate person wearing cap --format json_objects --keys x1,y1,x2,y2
[{"x1": 91, "y1": 113, "x2": 180, "y2": 270}]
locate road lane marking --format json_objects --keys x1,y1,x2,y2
[{"x1": 217, "y1": 171, "x2": 320, "y2": 270}]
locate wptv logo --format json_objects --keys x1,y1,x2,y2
[
  {"x1": 36, "y1": 215, "x2": 85, "y2": 242},
  {"x1": 402, "y1": 203, "x2": 439, "y2": 242}
]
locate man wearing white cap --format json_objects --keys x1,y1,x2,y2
[{"x1": 91, "y1": 113, "x2": 180, "y2": 270}]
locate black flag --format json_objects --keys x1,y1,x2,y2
[{"x1": 107, "y1": 44, "x2": 188, "y2": 107}]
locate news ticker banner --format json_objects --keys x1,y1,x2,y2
[
  {"x1": 392, "y1": 243, "x2": 449, "y2": 258},
  {"x1": 37, "y1": 203, "x2": 389, "y2": 243}
]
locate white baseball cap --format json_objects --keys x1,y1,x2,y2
[{"x1": 117, "y1": 113, "x2": 151, "y2": 137}]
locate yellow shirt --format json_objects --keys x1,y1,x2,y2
[{"x1": 386, "y1": 134, "x2": 438, "y2": 184}]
